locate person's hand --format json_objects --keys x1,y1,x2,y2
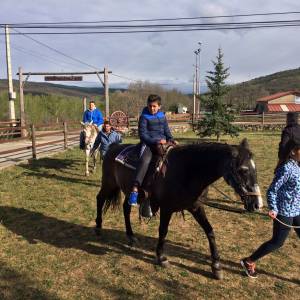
[
  {"x1": 158, "y1": 139, "x2": 167, "y2": 145},
  {"x1": 268, "y1": 210, "x2": 277, "y2": 219}
]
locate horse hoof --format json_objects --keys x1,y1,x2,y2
[
  {"x1": 156, "y1": 257, "x2": 170, "y2": 268},
  {"x1": 86, "y1": 173, "x2": 89, "y2": 177},
  {"x1": 213, "y1": 269, "x2": 224, "y2": 280}
]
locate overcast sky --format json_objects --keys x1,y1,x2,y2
[{"x1": 0, "y1": 0, "x2": 299, "y2": 92}]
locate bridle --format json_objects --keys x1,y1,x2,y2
[{"x1": 224, "y1": 159, "x2": 261, "y2": 199}]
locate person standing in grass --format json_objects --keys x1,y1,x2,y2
[
  {"x1": 278, "y1": 112, "x2": 300, "y2": 161},
  {"x1": 241, "y1": 139, "x2": 300, "y2": 278}
]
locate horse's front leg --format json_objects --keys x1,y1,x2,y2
[
  {"x1": 188, "y1": 206, "x2": 223, "y2": 280},
  {"x1": 92, "y1": 150, "x2": 98, "y2": 173},
  {"x1": 85, "y1": 149, "x2": 90, "y2": 176},
  {"x1": 156, "y1": 208, "x2": 172, "y2": 267},
  {"x1": 123, "y1": 197, "x2": 137, "y2": 246}
]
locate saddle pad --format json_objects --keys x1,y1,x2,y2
[{"x1": 115, "y1": 145, "x2": 140, "y2": 170}]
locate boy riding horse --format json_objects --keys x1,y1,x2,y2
[{"x1": 129, "y1": 94, "x2": 175, "y2": 217}]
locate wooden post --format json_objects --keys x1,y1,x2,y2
[
  {"x1": 82, "y1": 96, "x2": 87, "y2": 113},
  {"x1": 104, "y1": 67, "x2": 109, "y2": 118},
  {"x1": 262, "y1": 111, "x2": 265, "y2": 126},
  {"x1": 18, "y1": 66, "x2": 27, "y2": 137},
  {"x1": 63, "y1": 121, "x2": 68, "y2": 149},
  {"x1": 30, "y1": 123, "x2": 37, "y2": 160}
]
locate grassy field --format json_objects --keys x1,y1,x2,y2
[{"x1": 0, "y1": 132, "x2": 299, "y2": 300}]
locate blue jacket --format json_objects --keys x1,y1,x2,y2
[
  {"x1": 92, "y1": 129, "x2": 122, "y2": 157},
  {"x1": 83, "y1": 108, "x2": 104, "y2": 127},
  {"x1": 267, "y1": 159, "x2": 300, "y2": 217},
  {"x1": 138, "y1": 107, "x2": 173, "y2": 146}
]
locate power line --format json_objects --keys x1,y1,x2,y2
[
  {"x1": 10, "y1": 28, "x2": 100, "y2": 70},
  {"x1": 2, "y1": 22, "x2": 300, "y2": 35},
  {"x1": 111, "y1": 73, "x2": 140, "y2": 83},
  {"x1": 2, "y1": 18, "x2": 300, "y2": 29},
  {"x1": 0, "y1": 40, "x2": 86, "y2": 71},
  {"x1": 2, "y1": 11, "x2": 300, "y2": 25}
]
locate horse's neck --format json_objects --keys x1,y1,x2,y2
[
  {"x1": 86, "y1": 127, "x2": 97, "y2": 143},
  {"x1": 171, "y1": 145, "x2": 229, "y2": 190}
]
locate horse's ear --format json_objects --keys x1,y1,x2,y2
[
  {"x1": 80, "y1": 121, "x2": 85, "y2": 126},
  {"x1": 231, "y1": 146, "x2": 239, "y2": 158},
  {"x1": 240, "y1": 138, "x2": 249, "y2": 150}
]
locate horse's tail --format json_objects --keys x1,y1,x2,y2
[
  {"x1": 102, "y1": 186, "x2": 122, "y2": 214},
  {"x1": 100, "y1": 143, "x2": 123, "y2": 214}
]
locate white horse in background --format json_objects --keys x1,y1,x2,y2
[{"x1": 80, "y1": 122, "x2": 99, "y2": 176}]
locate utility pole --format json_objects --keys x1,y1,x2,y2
[
  {"x1": 197, "y1": 42, "x2": 202, "y2": 115},
  {"x1": 5, "y1": 25, "x2": 16, "y2": 121},
  {"x1": 194, "y1": 43, "x2": 201, "y2": 117},
  {"x1": 82, "y1": 96, "x2": 87, "y2": 112},
  {"x1": 18, "y1": 66, "x2": 27, "y2": 137},
  {"x1": 104, "y1": 67, "x2": 109, "y2": 118}
]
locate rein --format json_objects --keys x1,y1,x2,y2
[
  {"x1": 211, "y1": 185, "x2": 300, "y2": 229},
  {"x1": 274, "y1": 217, "x2": 300, "y2": 229}
]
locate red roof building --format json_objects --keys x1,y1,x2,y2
[{"x1": 256, "y1": 91, "x2": 300, "y2": 113}]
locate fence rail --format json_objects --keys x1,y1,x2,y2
[{"x1": 0, "y1": 121, "x2": 80, "y2": 162}]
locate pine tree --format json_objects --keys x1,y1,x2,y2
[{"x1": 197, "y1": 48, "x2": 239, "y2": 141}]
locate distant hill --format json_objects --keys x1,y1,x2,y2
[
  {"x1": 0, "y1": 79, "x2": 125, "y2": 99},
  {"x1": 225, "y1": 67, "x2": 300, "y2": 109},
  {"x1": 1, "y1": 67, "x2": 300, "y2": 110}
]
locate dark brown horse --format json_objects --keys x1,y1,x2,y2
[{"x1": 95, "y1": 139, "x2": 263, "y2": 279}]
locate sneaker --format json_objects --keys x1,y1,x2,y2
[
  {"x1": 128, "y1": 191, "x2": 138, "y2": 206},
  {"x1": 240, "y1": 258, "x2": 257, "y2": 278}
]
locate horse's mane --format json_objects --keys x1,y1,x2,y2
[
  {"x1": 174, "y1": 142, "x2": 233, "y2": 156},
  {"x1": 171, "y1": 142, "x2": 253, "y2": 163}
]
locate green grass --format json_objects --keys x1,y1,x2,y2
[{"x1": 0, "y1": 132, "x2": 299, "y2": 299}]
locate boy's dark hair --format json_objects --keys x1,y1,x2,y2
[
  {"x1": 89, "y1": 100, "x2": 95, "y2": 104},
  {"x1": 286, "y1": 112, "x2": 298, "y2": 126},
  {"x1": 147, "y1": 94, "x2": 161, "y2": 105},
  {"x1": 103, "y1": 120, "x2": 111, "y2": 125}
]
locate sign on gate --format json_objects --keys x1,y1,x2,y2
[{"x1": 45, "y1": 76, "x2": 83, "y2": 81}]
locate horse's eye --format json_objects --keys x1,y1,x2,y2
[{"x1": 239, "y1": 167, "x2": 249, "y2": 175}]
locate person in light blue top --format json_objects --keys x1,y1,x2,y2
[
  {"x1": 82, "y1": 100, "x2": 104, "y2": 129},
  {"x1": 90, "y1": 120, "x2": 122, "y2": 158},
  {"x1": 241, "y1": 139, "x2": 300, "y2": 278}
]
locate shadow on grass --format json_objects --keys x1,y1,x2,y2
[
  {"x1": 17, "y1": 157, "x2": 99, "y2": 187},
  {"x1": 0, "y1": 206, "x2": 298, "y2": 286},
  {"x1": 0, "y1": 260, "x2": 60, "y2": 300},
  {"x1": 24, "y1": 157, "x2": 80, "y2": 171}
]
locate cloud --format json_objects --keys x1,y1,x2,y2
[{"x1": 0, "y1": 0, "x2": 299, "y2": 93}]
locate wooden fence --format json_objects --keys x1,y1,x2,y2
[
  {"x1": 128, "y1": 112, "x2": 288, "y2": 131},
  {"x1": 0, "y1": 121, "x2": 81, "y2": 161}
]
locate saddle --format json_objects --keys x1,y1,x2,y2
[{"x1": 115, "y1": 142, "x2": 176, "y2": 177}]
